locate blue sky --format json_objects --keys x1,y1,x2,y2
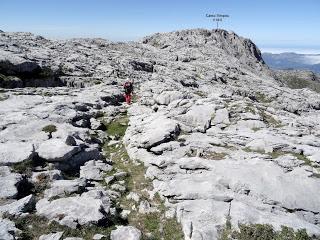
[{"x1": 1, "y1": 0, "x2": 319, "y2": 53}]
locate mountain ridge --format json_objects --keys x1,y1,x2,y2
[{"x1": 0, "y1": 29, "x2": 320, "y2": 239}]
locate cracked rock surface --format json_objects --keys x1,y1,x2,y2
[{"x1": 0, "y1": 28, "x2": 320, "y2": 239}]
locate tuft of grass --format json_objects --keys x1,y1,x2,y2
[
  {"x1": 104, "y1": 116, "x2": 128, "y2": 138},
  {"x1": 219, "y1": 223, "x2": 313, "y2": 240},
  {"x1": 204, "y1": 151, "x2": 228, "y2": 160},
  {"x1": 252, "y1": 127, "x2": 261, "y2": 132},
  {"x1": 269, "y1": 150, "x2": 313, "y2": 167},
  {"x1": 255, "y1": 92, "x2": 273, "y2": 104},
  {"x1": 259, "y1": 110, "x2": 283, "y2": 128},
  {"x1": 10, "y1": 214, "x2": 116, "y2": 240},
  {"x1": 42, "y1": 124, "x2": 57, "y2": 139}
]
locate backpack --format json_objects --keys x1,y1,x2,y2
[{"x1": 124, "y1": 81, "x2": 133, "y2": 94}]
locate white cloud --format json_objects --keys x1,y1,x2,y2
[{"x1": 261, "y1": 47, "x2": 320, "y2": 55}]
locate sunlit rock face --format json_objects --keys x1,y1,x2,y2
[{"x1": 0, "y1": 29, "x2": 320, "y2": 239}]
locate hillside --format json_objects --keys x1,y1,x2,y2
[
  {"x1": 0, "y1": 29, "x2": 320, "y2": 240},
  {"x1": 263, "y1": 52, "x2": 320, "y2": 73}
]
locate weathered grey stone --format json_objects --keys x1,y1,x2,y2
[
  {"x1": 155, "y1": 91, "x2": 184, "y2": 105},
  {"x1": 36, "y1": 190, "x2": 111, "y2": 228},
  {"x1": 92, "y1": 234, "x2": 106, "y2": 240},
  {"x1": 32, "y1": 170, "x2": 63, "y2": 183},
  {"x1": 0, "y1": 194, "x2": 35, "y2": 216},
  {"x1": 44, "y1": 179, "x2": 86, "y2": 198},
  {"x1": 38, "y1": 139, "x2": 81, "y2": 162},
  {"x1": 0, "y1": 141, "x2": 34, "y2": 164},
  {"x1": 0, "y1": 166, "x2": 22, "y2": 199},
  {"x1": 178, "y1": 104, "x2": 215, "y2": 132},
  {"x1": 110, "y1": 226, "x2": 141, "y2": 240},
  {"x1": 0, "y1": 218, "x2": 21, "y2": 240},
  {"x1": 80, "y1": 160, "x2": 113, "y2": 181},
  {"x1": 39, "y1": 232, "x2": 64, "y2": 240}
]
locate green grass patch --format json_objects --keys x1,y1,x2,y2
[
  {"x1": 255, "y1": 92, "x2": 273, "y2": 104},
  {"x1": 279, "y1": 75, "x2": 320, "y2": 93},
  {"x1": 104, "y1": 116, "x2": 128, "y2": 137},
  {"x1": 270, "y1": 150, "x2": 313, "y2": 167},
  {"x1": 219, "y1": 223, "x2": 313, "y2": 240},
  {"x1": 259, "y1": 110, "x2": 283, "y2": 128},
  {"x1": 42, "y1": 124, "x2": 57, "y2": 139},
  {"x1": 10, "y1": 214, "x2": 116, "y2": 240}
]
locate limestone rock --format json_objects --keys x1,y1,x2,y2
[
  {"x1": 110, "y1": 226, "x2": 141, "y2": 240},
  {"x1": 0, "y1": 141, "x2": 34, "y2": 165},
  {"x1": 39, "y1": 232, "x2": 64, "y2": 240},
  {"x1": 44, "y1": 179, "x2": 86, "y2": 198},
  {"x1": 0, "y1": 194, "x2": 35, "y2": 216},
  {"x1": 0, "y1": 218, "x2": 21, "y2": 240},
  {"x1": 80, "y1": 160, "x2": 113, "y2": 181},
  {"x1": 155, "y1": 91, "x2": 184, "y2": 105},
  {"x1": 0, "y1": 166, "x2": 23, "y2": 199},
  {"x1": 36, "y1": 190, "x2": 111, "y2": 228},
  {"x1": 38, "y1": 139, "x2": 81, "y2": 162}
]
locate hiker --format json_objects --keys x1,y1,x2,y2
[{"x1": 123, "y1": 79, "x2": 134, "y2": 104}]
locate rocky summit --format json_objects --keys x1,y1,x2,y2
[{"x1": 0, "y1": 29, "x2": 320, "y2": 240}]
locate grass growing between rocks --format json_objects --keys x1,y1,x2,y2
[
  {"x1": 259, "y1": 110, "x2": 283, "y2": 128},
  {"x1": 219, "y1": 223, "x2": 315, "y2": 240},
  {"x1": 219, "y1": 217, "x2": 316, "y2": 240},
  {"x1": 279, "y1": 75, "x2": 320, "y2": 93},
  {"x1": 8, "y1": 214, "x2": 117, "y2": 240},
  {"x1": 102, "y1": 116, "x2": 184, "y2": 240},
  {"x1": 243, "y1": 148, "x2": 316, "y2": 168},
  {"x1": 255, "y1": 92, "x2": 273, "y2": 104}
]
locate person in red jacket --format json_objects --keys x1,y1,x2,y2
[{"x1": 123, "y1": 79, "x2": 134, "y2": 104}]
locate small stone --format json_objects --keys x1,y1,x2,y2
[
  {"x1": 92, "y1": 234, "x2": 106, "y2": 240},
  {"x1": 126, "y1": 192, "x2": 140, "y2": 202},
  {"x1": 104, "y1": 176, "x2": 115, "y2": 185},
  {"x1": 65, "y1": 135, "x2": 77, "y2": 146},
  {"x1": 120, "y1": 210, "x2": 131, "y2": 220},
  {"x1": 138, "y1": 200, "x2": 159, "y2": 214},
  {"x1": 111, "y1": 184, "x2": 126, "y2": 193}
]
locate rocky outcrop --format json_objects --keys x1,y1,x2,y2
[
  {"x1": 36, "y1": 190, "x2": 111, "y2": 228},
  {"x1": 110, "y1": 226, "x2": 141, "y2": 240},
  {"x1": 1, "y1": 28, "x2": 320, "y2": 239},
  {"x1": 0, "y1": 219, "x2": 21, "y2": 240},
  {"x1": 0, "y1": 166, "x2": 23, "y2": 199}
]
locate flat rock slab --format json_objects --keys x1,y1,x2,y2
[
  {"x1": 80, "y1": 160, "x2": 113, "y2": 181},
  {"x1": 38, "y1": 138, "x2": 81, "y2": 162},
  {"x1": 110, "y1": 226, "x2": 141, "y2": 240},
  {"x1": 0, "y1": 166, "x2": 23, "y2": 199},
  {"x1": 155, "y1": 90, "x2": 184, "y2": 105},
  {"x1": 0, "y1": 141, "x2": 34, "y2": 165},
  {"x1": 136, "y1": 115, "x2": 180, "y2": 149},
  {"x1": 177, "y1": 104, "x2": 216, "y2": 132},
  {"x1": 36, "y1": 190, "x2": 111, "y2": 228},
  {"x1": 0, "y1": 218, "x2": 21, "y2": 240},
  {"x1": 44, "y1": 179, "x2": 86, "y2": 198}
]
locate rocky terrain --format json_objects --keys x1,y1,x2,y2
[
  {"x1": 274, "y1": 69, "x2": 320, "y2": 93},
  {"x1": 0, "y1": 29, "x2": 320, "y2": 240}
]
